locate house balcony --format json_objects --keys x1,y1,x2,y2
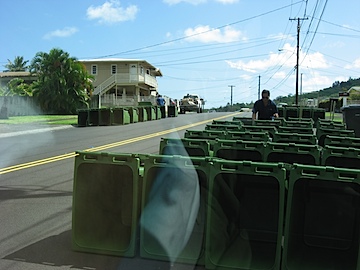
[{"x1": 94, "y1": 74, "x2": 158, "y2": 95}]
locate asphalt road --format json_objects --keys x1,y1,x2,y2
[{"x1": 0, "y1": 111, "x2": 245, "y2": 270}]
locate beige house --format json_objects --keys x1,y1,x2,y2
[{"x1": 79, "y1": 58, "x2": 162, "y2": 108}]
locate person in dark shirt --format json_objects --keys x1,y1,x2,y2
[
  {"x1": 156, "y1": 94, "x2": 166, "y2": 106},
  {"x1": 252, "y1": 89, "x2": 279, "y2": 120}
]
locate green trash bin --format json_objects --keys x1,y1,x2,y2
[
  {"x1": 205, "y1": 124, "x2": 242, "y2": 132},
  {"x1": 113, "y1": 107, "x2": 130, "y2": 125},
  {"x1": 225, "y1": 131, "x2": 271, "y2": 142},
  {"x1": 138, "y1": 107, "x2": 148, "y2": 122},
  {"x1": 324, "y1": 135, "x2": 360, "y2": 149},
  {"x1": 321, "y1": 145, "x2": 360, "y2": 169},
  {"x1": 167, "y1": 106, "x2": 178, "y2": 117},
  {"x1": 285, "y1": 106, "x2": 299, "y2": 120},
  {"x1": 72, "y1": 151, "x2": 142, "y2": 257},
  {"x1": 88, "y1": 108, "x2": 100, "y2": 126},
  {"x1": 140, "y1": 155, "x2": 210, "y2": 265},
  {"x1": 127, "y1": 107, "x2": 139, "y2": 123},
  {"x1": 159, "y1": 138, "x2": 212, "y2": 157},
  {"x1": 99, "y1": 108, "x2": 113, "y2": 126},
  {"x1": 342, "y1": 105, "x2": 360, "y2": 137},
  {"x1": 206, "y1": 160, "x2": 286, "y2": 270},
  {"x1": 77, "y1": 109, "x2": 89, "y2": 127},
  {"x1": 282, "y1": 164, "x2": 360, "y2": 270},
  {"x1": 213, "y1": 139, "x2": 266, "y2": 162},
  {"x1": 265, "y1": 142, "x2": 321, "y2": 165}
]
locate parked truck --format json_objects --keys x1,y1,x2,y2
[{"x1": 179, "y1": 94, "x2": 204, "y2": 114}]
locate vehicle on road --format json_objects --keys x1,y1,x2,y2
[{"x1": 179, "y1": 94, "x2": 204, "y2": 114}]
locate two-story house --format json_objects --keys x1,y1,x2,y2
[{"x1": 79, "y1": 58, "x2": 162, "y2": 108}]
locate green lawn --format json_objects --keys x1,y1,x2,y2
[{"x1": 0, "y1": 115, "x2": 78, "y2": 125}]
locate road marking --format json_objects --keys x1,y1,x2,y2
[{"x1": 0, "y1": 113, "x2": 240, "y2": 174}]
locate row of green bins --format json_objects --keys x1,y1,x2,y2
[
  {"x1": 225, "y1": 131, "x2": 271, "y2": 142},
  {"x1": 272, "y1": 132, "x2": 317, "y2": 145},
  {"x1": 287, "y1": 117, "x2": 314, "y2": 125},
  {"x1": 213, "y1": 140, "x2": 267, "y2": 162},
  {"x1": 159, "y1": 138, "x2": 212, "y2": 157},
  {"x1": 324, "y1": 135, "x2": 360, "y2": 149},
  {"x1": 205, "y1": 124, "x2": 242, "y2": 132},
  {"x1": 282, "y1": 120, "x2": 313, "y2": 128},
  {"x1": 265, "y1": 142, "x2": 321, "y2": 165},
  {"x1": 72, "y1": 151, "x2": 142, "y2": 257},
  {"x1": 321, "y1": 145, "x2": 360, "y2": 169},
  {"x1": 316, "y1": 127, "x2": 355, "y2": 147},
  {"x1": 184, "y1": 129, "x2": 227, "y2": 140},
  {"x1": 140, "y1": 155, "x2": 210, "y2": 265},
  {"x1": 283, "y1": 164, "x2": 360, "y2": 270},
  {"x1": 316, "y1": 120, "x2": 346, "y2": 130},
  {"x1": 206, "y1": 160, "x2": 286, "y2": 270},
  {"x1": 167, "y1": 105, "x2": 178, "y2": 117},
  {"x1": 88, "y1": 108, "x2": 100, "y2": 126},
  {"x1": 77, "y1": 108, "x2": 132, "y2": 126},
  {"x1": 281, "y1": 106, "x2": 325, "y2": 121}
]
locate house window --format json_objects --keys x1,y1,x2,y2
[
  {"x1": 146, "y1": 69, "x2": 150, "y2": 75},
  {"x1": 111, "y1": 64, "x2": 117, "y2": 74},
  {"x1": 91, "y1": 65, "x2": 97, "y2": 75}
]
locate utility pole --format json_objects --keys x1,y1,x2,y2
[
  {"x1": 258, "y1": 76, "x2": 261, "y2": 100},
  {"x1": 228, "y1": 85, "x2": 235, "y2": 106},
  {"x1": 290, "y1": 17, "x2": 308, "y2": 105}
]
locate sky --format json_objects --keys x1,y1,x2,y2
[{"x1": 1, "y1": 0, "x2": 360, "y2": 109}]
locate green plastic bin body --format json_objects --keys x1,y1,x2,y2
[
  {"x1": 272, "y1": 132, "x2": 317, "y2": 145},
  {"x1": 77, "y1": 109, "x2": 89, "y2": 127},
  {"x1": 232, "y1": 117, "x2": 253, "y2": 126},
  {"x1": 285, "y1": 107, "x2": 299, "y2": 120},
  {"x1": 72, "y1": 151, "x2": 141, "y2": 257},
  {"x1": 254, "y1": 119, "x2": 282, "y2": 127},
  {"x1": 265, "y1": 142, "x2": 321, "y2": 165},
  {"x1": 167, "y1": 106, "x2": 178, "y2": 117},
  {"x1": 277, "y1": 126, "x2": 314, "y2": 135},
  {"x1": 88, "y1": 108, "x2": 100, "y2": 126},
  {"x1": 99, "y1": 108, "x2": 113, "y2": 126},
  {"x1": 112, "y1": 108, "x2": 130, "y2": 125},
  {"x1": 242, "y1": 125, "x2": 277, "y2": 138},
  {"x1": 312, "y1": 108, "x2": 325, "y2": 121},
  {"x1": 324, "y1": 135, "x2": 360, "y2": 149},
  {"x1": 206, "y1": 160, "x2": 286, "y2": 270},
  {"x1": 282, "y1": 121, "x2": 313, "y2": 128},
  {"x1": 184, "y1": 129, "x2": 227, "y2": 140},
  {"x1": 159, "y1": 138, "x2": 212, "y2": 157},
  {"x1": 321, "y1": 146, "x2": 360, "y2": 169},
  {"x1": 205, "y1": 124, "x2": 242, "y2": 132},
  {"x1": 127, "y1": 107, "x2": 139, "y2": 123},
  {"x1": 140, "y1": 155, "x2": 209, "y2": 265},
  {"x1": 342, "y1": 105, "x2": 360, "y2": 137},
  {"x1": 138, "y1": 107, "x2": 148, "y2": 122},
  {"x1": 282, "y1": 164, "x2": 360, "y2": 270},
  {"x1": 225, "y1": 131, "x2": 271, "y2": 142},
  {"x1": 213, "y1": 140, "x2": 266, "y2": 162},
  {"x1": 316, "y1": 127, "x2": 355, "y2": 147}
]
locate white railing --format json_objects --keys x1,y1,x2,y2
[
  {"x1": 99, "y1": 94, "x2": 157, "y2": 107},
  {"x1": 94, "y1": 74, "x2": 158, "y2": 95}
]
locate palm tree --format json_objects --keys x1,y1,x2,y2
[
  {"x1": 5, "y1": 56, "x2": 29, "y2": 71},
  {"x1": 30, "y1": 48, "x2": 93, "y2": 114}
]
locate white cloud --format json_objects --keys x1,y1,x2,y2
[
  {"x1": 184, "y1": 25, "x2": 244, "y2": 43},
  {"x1": 43, "y1": 27, "x2": 78, "y2": 39},
  {"x1": 215, "y1": 0, "x2": 239, "y2": 4},
  {"x1": 226, "y1": 43, "x2": 329, "y2": 73},
  {"x1": 163, "y1": 0, "x2": 206, "y2": 5},
  {"x1": 345, "y1": 57, "x2": 360, "y2": 69},
  {"x1": 86, "y1": 0, "x2": 138, "y2": 24}
]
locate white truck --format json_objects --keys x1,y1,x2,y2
[{"x1": 179, "y1": 94, "x2": 204, "y2": 114}]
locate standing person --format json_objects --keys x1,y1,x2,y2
[
  {"x1": 156, "y1": 94, "x2": 166, "y2": 106},
  {"x1": 252, "y1": 89, "x2": 279, "y2": 120}
]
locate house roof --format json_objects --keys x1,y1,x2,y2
[
  {"x1": 0, "y1": 71, "x2": 35, "y2": 78},
  {"x1": 78, "y1": 58, "x2": 162, "y2": 76},
  {"x1": 348, "y1": 86, "x2": 360, "y2": 92}
]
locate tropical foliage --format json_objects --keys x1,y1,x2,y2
[
  {"x1": 29, "y1": 48, "x2": 93, "y2": 114},
  {"x1": 5, "y1": 56, "x2": 29, "y2": 71},
  {"x1": 7, "y1": 78, "x2": 33, "y2": 96}
]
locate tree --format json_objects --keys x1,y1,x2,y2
[
  {"x1": 5, "y1": 56, "x2": 29, "y2": 71},
  {"x1": 29, "y1": 48, "x2": 93, "y2": 114},
  {"x1": 7, "y1": 78, "x2": 33, "y2": 96}
]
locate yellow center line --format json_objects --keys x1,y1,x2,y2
[{"x1": 0, "y1": 113, "x2": 240, "y2": 175}]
